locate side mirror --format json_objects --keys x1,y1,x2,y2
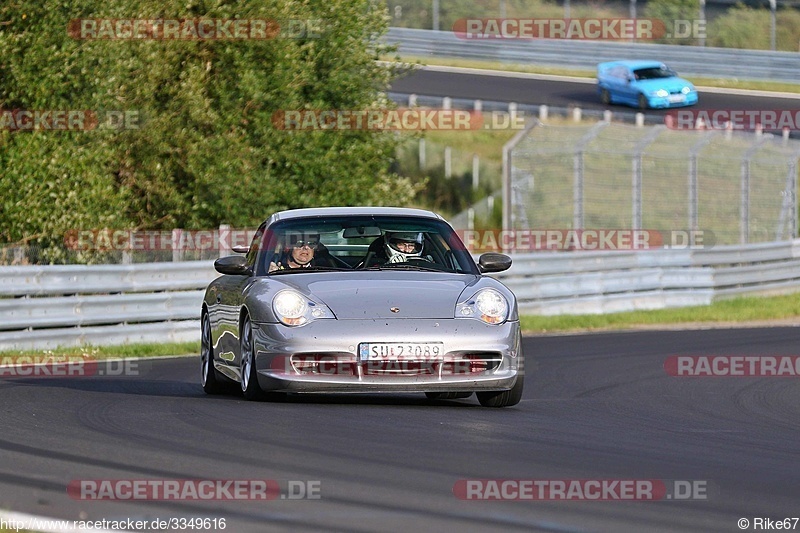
[
  {"x1": 214, "y1": 255, "x2": 252, "y2": 276},
  {"x1": 232, "y1": 245, "x2": 250, "y2": 254},
  {"x1": 478, "y1": 252, "x2": 512, "y2": 273}
]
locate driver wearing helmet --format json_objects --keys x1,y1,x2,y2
[{"x1": 384, "y1": 232, "x2": 425, "y2": 264}]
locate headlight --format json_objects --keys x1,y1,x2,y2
[
  {"x1": 456, "y1": 288, "x2": 509, "y2": 325},
  {"x1": 681, "y1": 86, "x2": 692, "y2": 94},
  {"x1": 654, "y1": 89, "x2": 669, "y2": 98},
  {"x1": 273, "y1": 290, "x2": 333, "y2": 326}
]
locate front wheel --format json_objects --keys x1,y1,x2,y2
[
  {"x1": 637, "y1": 93, "x2": 649, "y2": 110},
  {"x1": 201, "y1": 313, "x2": 224, "y2": 394},
  {"x1": 240, "y1": 316, "x2": 265, "y2": 401},
  {"x1": 600, "y1": 88, "x2": 611, "y2": 105},
  {"x1": 476, "y1": 356, "x2": 524, "y2": 408}
]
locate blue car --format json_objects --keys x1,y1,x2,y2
[{"x1": 597, "y1": 60, "x2": 698, "y2": 110}]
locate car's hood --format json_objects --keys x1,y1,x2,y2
[
  {"x1": 634, "y1": 77, "x2": 693, "y2": 92},
  {"x1": 280, "y1": 271, "x2": 479, "y2": 319}
]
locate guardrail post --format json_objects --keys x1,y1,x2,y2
[
  {"x1": 219, "y1": 224, "x2": 231, "y2": 258},
  {"x1": 472, "y1": 154, "x2": 480, "y2": 190},
  {"x1": 172, "y1": 229, "x2": 184, "y2": 262},
  {"x1": 444, "y1": 146, "x2": 452, "y2": 178},
  {"x1": 419, "y1": 138, "x2": 426, "y2": 169}
]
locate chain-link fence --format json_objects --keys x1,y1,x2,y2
[{"x1": 506, "y1": 121, "x2": 800, "y2": 245}]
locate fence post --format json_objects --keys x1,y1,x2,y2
[
  {"x1": 502, "y1": 119, "x2": 539, "y2": 232},
  {"x1": 444, "y1": 146, "x2": 452, "y2": 178},
  {"x1": 472, "y1": 154, "x2": 480, "y2": 190},
  {"x1": 740, "y1": 137, "x2": 766, "y2": 244},
  {"x1": 632, "y1": 126, "x2": 665, "y2": 230},
  {"x1": 573, "y1": 122, "x2": 609, "y2": 230},
  {"x1": 689, "y1": 132, "x2": 717, "y2": 245},
  {"x1": 419, "y1": 138, "x2": 426, "y2": 169}
]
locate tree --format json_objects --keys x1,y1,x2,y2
[{"x1": 0, "y1": 0, "x2": 419, "y2": 262}]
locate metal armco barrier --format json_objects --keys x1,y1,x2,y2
[
  {"x1": 2, "y1": 241, "x2": 800, "y2": 350},
  {"x1": 386, "y1": 28, "x2": 800, "y2": 83}
]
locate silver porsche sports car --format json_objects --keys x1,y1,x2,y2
[{"x1": 201, "y1": 207, "x2": 524, "y2": 407}]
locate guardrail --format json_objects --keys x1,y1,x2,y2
[
  {"x1": 0, "y1": 261, "x2": 218, "y2": 351},
  {"x1": 3, "y1": 240, "x2": 800, "y2": 350},
  {"x1": 386, "y1": 28, "x2": 800, "y2": 83}
]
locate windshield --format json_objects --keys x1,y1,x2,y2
[
  {"x1": 256, "y1": 215, "x2": 478, "y2": 276},
  {"x1": 633, "y1": 66, "x2": 678, "y2": 80}
]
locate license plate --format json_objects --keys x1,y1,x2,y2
[
  {"x1": 359, "y1": 343, "x2": 443, "y2": 361},
  {"x1": 667, "y1": 94, "x2": 685, "y2": 103}
]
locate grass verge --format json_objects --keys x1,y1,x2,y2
[
  {"x1": 520, "y1": 293, "x2": 800, "y2": 334},
  {"x1": 0, "y1": 341, "x2": 199, "y2": 360}
]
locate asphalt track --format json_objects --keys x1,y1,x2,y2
[
  {"x1": 389, "y1": 67, "x2": 800, "y2": 113},
  {"x1": 1, "y1": 327, "x2": 799, "y2": 532}
]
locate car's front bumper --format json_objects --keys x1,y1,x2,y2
[
  {"x1": 250, "y1": 318, "x2": 522, "y2": 393},
  {"x1": 648, "y1": 92, "x2": 698, "y2": 108}
]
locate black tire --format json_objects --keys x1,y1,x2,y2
[
  {"x1": 425, "y1": 392, "x2": 473, "y2": 400},
  {"x1": 240, "y1": 316, "x2": 265, "y2": 401},
  {"x1": 476, "y1": 355, "x2": 524, "y2": 408},
  {"x1": 637, "y1": 93, "x2": 649, "y2": 110},
  {"x1": 201, "y1": 312, "x2": 224, "y2": 394},
  {"x1": 600, "y1": 89, "x2": 611, "y2": 105}
]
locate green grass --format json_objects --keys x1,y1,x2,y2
[
  {"x1": 0, "y1": 341, "x2": 199, "y2": 360},
  {"x1": 520, "y1": 293, "x2": 800, "y2": 334},
  {"x1": 389, "y1": 56, "x2": 800, "y2": 94}
]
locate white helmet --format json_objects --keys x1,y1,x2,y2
[{"x1": 385, "y1": 232, "x2": 424, "y2": 263}]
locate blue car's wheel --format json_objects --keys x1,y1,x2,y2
[
  {"x1": 600, "y1": 89, "x2": 611, "y2": 105},
  {"x1": 638, "y1": 93, "x2": 649, "y2": 110}
]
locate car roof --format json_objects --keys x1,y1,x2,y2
[
  {"x1": 268, "y1": 206, "x2": 445, "y2": 223},
  {"x1": 599, "y1": 60, "x2": 668, "y2": 71}
]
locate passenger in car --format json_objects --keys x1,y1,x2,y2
[{"x1": 269, "y1": 233, "x2": 320, "y2": 272}]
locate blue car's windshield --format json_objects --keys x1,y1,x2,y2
[
  {"x1": 257, "y1": 215, "x2": 478, "y2": 276},
  {"x1": 633, "y1": 67, "x2": 678, "y2": 80}
]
